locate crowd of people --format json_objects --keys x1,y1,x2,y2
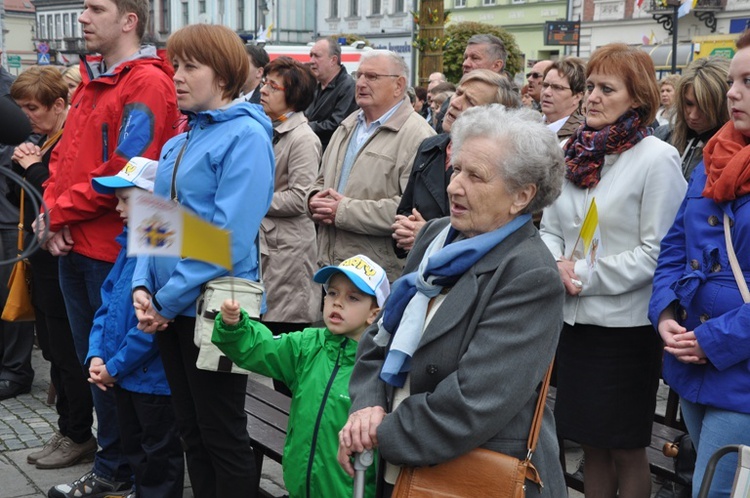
[{"x1": 1, "y1": 0, "x2": 750, "y2": 497}]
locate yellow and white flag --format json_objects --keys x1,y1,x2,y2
[
  {"x1": 579, "y1": 198, "x2": 602, "y2": 270},
  {"x1": 127, "y1": 190, "x2": 232, "y2": 270}
]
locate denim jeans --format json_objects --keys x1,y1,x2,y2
[
  {"x1": 59, "y1": 252, "x2": 131, "y2": 483},
  {"x1": 681, "y1": 398, "x2": 750, "y2": 498}
]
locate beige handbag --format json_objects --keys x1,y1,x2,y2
[
  {"x1": 193, "y1": 276, "x2": 264, "y2": 374},
  {"x1": 2, "y1": 188, "x2": 35, "y2": 322}
]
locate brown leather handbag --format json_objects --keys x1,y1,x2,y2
[
  {"x1": 392, "y1": 363, "x2": 553, "y2": 498},
  {"x1": 2, "y1": 188, "x2": 35, "y2": 322}
]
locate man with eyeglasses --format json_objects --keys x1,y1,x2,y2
[
  {"x1": 305, "y1": 37, "x2": 358, "y2": 151},
  {"x1": 306, "y1": 50, "x2": 435, "y2": 282},
  {"x1": 526, "y1": 60, "x2": 553, "y2": 111}
]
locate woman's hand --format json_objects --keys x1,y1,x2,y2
[
  {"x1": 134, "y1": 289, "x2": 171, "y2": 334},
  {"x1": 665, "y1": 330, "x2": 707, "y2": 364},
  {"x1": 12, "y1": 143, "x2": 42, "y2": 170},
  {"x1": 392, "y1": 209, "x2": 426, "y2": 252},
  {"x1": 556, "y1": 257, "x2": 583, "y2": 296},
  {"x1": 658, "y1": 308, "x2": 706, "y2": 364},
  {"x1": 338, "y1": 406, "x2": 387, "y2": 477}
]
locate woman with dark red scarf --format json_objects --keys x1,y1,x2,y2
[
  {"x1": 540, "y1": 43, "x2": 686, "y2": 497},
  {"x1": 650, "y1": 32, "x2": 750, "y2": 497}
]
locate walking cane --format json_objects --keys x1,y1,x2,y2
[{"x1": 352, "y1": 449, "x2": 374, "y2": 498}]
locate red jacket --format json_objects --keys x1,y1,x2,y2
[{"x1": 44, "y1": 48, "x2": 180, "y2": 263}]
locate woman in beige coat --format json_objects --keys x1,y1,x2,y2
[{"x1": 259, "y1": 57, "x2": 322, "y2": 392}]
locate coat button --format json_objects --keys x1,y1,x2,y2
[
  {"x1": 699, "y1": 314, "x2": 709, "y2": 323},
  {"x1": 708, "y1": 215, "x2": 719, "y2": 226},
  {"x1": 690, "y1": 259, "x2": 700, "y2": 270},
  {"x1": 680, "y1": 308, "x2": 688, "y2": 321},
  {"x1": 711, "y1": 263, "x2": 721, "y2": 273},
  {"x1": 426, "y1": 364, "x2": 438, "y2": 375}
]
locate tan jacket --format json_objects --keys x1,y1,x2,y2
[
  {"x1": 307, "y1": 96, "x2": 435, "y2": 281},
  {"x1": 261, "y1": 112, "x2": 321, "y2": 323}
]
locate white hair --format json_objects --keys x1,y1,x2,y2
[
  {"x1": 451, "y1": 105, "x2": 564, "y2": 214},
  {"x1": 360, "y1": 49, "x2": 409, "y2": 81}
]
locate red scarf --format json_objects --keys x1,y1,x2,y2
[{"x1": 703, "y1": 120, "x2": 750, "y2": 202}]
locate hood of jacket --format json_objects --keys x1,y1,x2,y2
[
  {"x1": 82, "y1": 45, "x2": 174, "y2": 83},
  {"x1": 185, "y1": 100, "x2": 273, "y2": 140}
]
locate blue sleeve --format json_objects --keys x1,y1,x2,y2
[
  {"x1": 86, "y1": 258, "x2": 119, "y2": 366},
  {"x1": 131, "y1": 255, "x2": 153, "y2": 293},
  {"x1": 648, "y1": 199, "x2": 687, "y2": 326},
  {"x1": 105, "y1": 322, "x2": 159, "y2": 380},
  {"x1": 153, "y1": 127, "x2": 275, "y2": 319},
  {"x1": 696, "y1": 305, "x2": 750, "y2": 370},
  {"x1": 649, "y1": 176, "x2": 692, "y2": 327}
]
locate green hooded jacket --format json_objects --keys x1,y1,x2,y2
[{"x1": 212, "y1": 311, "x2": 376, "y2": 498}]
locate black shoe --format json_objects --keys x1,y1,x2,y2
[
  {"x1": 0, "y1": 379, "x2": 31, "y2": 400},
  {"x1": 47, "y1": 471, "x2": 132, "y2": 498}
]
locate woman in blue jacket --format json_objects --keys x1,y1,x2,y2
[
  {"x1": 650, "y1": 33, "x2": 750, "y2": 497},
  {"x1": 131, "y1": 24, "x2": 275, "y2": 498}
]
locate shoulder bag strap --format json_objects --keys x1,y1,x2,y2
[
  {"x1": 170, "y1": 139, "x2": 189, "y2": 202},
  {"x1": 724, "y1": 213, "x2": 750, "y2": 303},
  {"x1": 525, "y1": 361, "x2": 554, "y2": 460},
  {"x1": 16, "y1": 187, "x2": 25, "y2": 255}
]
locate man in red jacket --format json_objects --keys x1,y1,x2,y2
[{"x1": 37, "y1": 0, "x2": 180, "y2": 496}]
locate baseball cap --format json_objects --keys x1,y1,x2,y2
[
  {"x1": 92, "y1": 156, "x2": 158, "y2": 194},
  {"x1": 313, "y1": 254, "x2": 390, "y2": 307}
]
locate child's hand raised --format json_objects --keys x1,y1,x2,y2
[{"x1": 221, "y1": 299, "x2": 241, "y2": 326}]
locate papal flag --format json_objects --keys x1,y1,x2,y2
[
  {"x1": 579, "y1": 198, "x2": 602, "y2": 270},
  {"x1": 127, "y1": 189, "x2": 232, "y2": 270}
]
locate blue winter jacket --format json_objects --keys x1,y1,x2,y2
[
  {"x1": 86, "y1": 229, "x2": 171, "y2": 395},
  {"x1": 132, "y1": 102, "x2": 275, "y2": 318},
  {"x1": 649, "y1": 164, "x2": 750, "y2": 413}
]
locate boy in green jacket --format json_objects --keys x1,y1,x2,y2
[{"x1": 212, "y1": 254, "x2": 390, "y2": 498}]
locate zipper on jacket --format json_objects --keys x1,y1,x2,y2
[
  {"x1": 305, "y1": 338, "x2": 348, "y2": 498},
  {"x1": 101, "y1": 123, "x2": 109, "y2": 163}
]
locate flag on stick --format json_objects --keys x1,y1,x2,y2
[{"x1": 127, "y1": 189, "x2": 232, "y2": 270}]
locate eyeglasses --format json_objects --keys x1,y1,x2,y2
[
  {"x1": 526, "y1": 72, "x2": 544, "y2": 79},
  {"x1": 542, "y1": 82, "x2": 572, "y2": 92},
  {"x1": 261, "y1": 78, "x2": 285, "y2": 92},
  {"x1": 352, "y1": 71, "x2": 400, "y2": 82}
]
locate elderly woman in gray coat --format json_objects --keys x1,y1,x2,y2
[{"x1": 338, "y1": 105, "x2": 567, "y2": 497}]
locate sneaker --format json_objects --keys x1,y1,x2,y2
[
  {"x1": 47, "y1": 471, "x2": 132, "y2": 498},
  {"x1": 36, "y1": 436, "x2": 97, "y2": 469},
  {"x1": 28, "y1": 432, "x2": 65, "y2": 464}
]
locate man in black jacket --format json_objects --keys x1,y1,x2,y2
[{"x1": 305, "y1": 37, "x2": 358, "y2": 152}]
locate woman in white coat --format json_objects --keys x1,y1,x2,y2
[{"x1": 540, "y1": 43, "x2": 687, "y2": 498}]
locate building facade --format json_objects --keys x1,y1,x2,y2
[
  {"x1": 445, "y1": 0, "x2": 570, "y2": 69},
  {"x1": 3, "y1": 0, "x2": 36, "y2": 73},
  {"x1": 317, "y1": 0, "x2": 415, "y2": 81}
]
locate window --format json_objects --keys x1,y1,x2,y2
[
  {"x1": 63, "y1": 13, "x2": 70, "y2": 37},
  {"x1": 39, "y1": 17, "x2": 46, "y2": 39},
  {"x1": 237, "y1": 0, "x2": 244, "y2": 30},
  {"x1": 55, "y1": 14, "x2": 62, "y2": 38},
  {"x1": 483, "y1": 0, "x2": 497, "y2": 5},
  {"x1": 199, "y1": 0, "x2": 206, "y2": 14},
  {"x1": 371, "y1": 0, "x2": 380, "y2": 14},
  {"x1": 161, "y1": 0, "x2": 170, "y2": 32},
  {"x1": 454, "y1": 0, "x2": 466, "y2": 6},
  {"x1": 71, "y1": 13, "x2": 79, "y2": 37},
  {"x1": 394, "y1": 0, "x2": 405, "y2": 12},
  {"x1": 330, "y1": 0, "x2": 338, "y2": 17},
  {"x1": 350, "y1": 0, "x2": 358, "y2": 17},
  {"x1": 46, "y1": 16, "x2": 53, "y2": 40},
  {"x1": 181, "y1": 1, "x2": 189, "y2": 27}
]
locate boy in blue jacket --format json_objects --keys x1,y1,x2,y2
[
  {"x1": 212, "y1": 254, "x2": 390, "y2": 498},
  {"x1": 87, "y1": 157, "x2": 184, "y2": 498}
]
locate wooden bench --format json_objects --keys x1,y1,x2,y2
[
  {"x1": 547, "y1": 385, "x2": 688, "y2": 493},
  {"x1": 244, "y1": 379, "x2": 290, "y2": 496}
]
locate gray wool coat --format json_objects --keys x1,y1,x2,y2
[{"x1": 349, "y1": 217, "x2": 567, "y2": 497}]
